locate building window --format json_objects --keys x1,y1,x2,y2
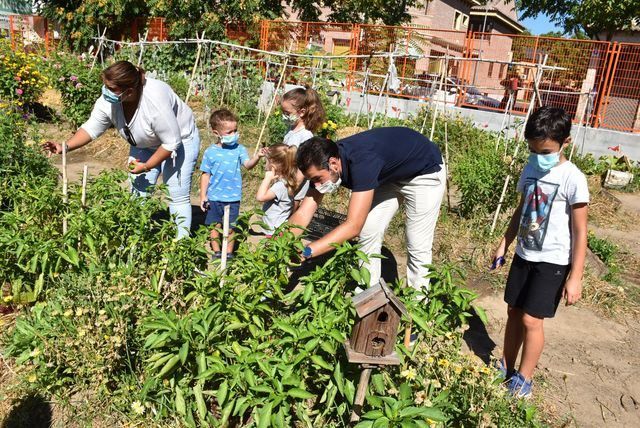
[
  {"x1": 454, "y1": 11, "x2": 469, "y2": 30},
  {"x1": 499, "y1": 63, "x2": 506, "y2": 78},
  {"x1": 424, "y1": 0, "x2": 431, "y2": 14},
  {"x1": 488, "y1": 62, "x2": 494, "y2": 78}
]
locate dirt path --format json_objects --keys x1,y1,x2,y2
[{"x1": 466, "y1": 287, "x2": 640, "y2": 428}]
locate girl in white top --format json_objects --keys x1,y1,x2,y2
[
  {"x1": 256, "y1": 144, "x2": 305, "y2": 236},
  {"x1": 43, "y1": 61, "x2": 200, "y2": 238},
  {"x1": 279, "y1": 86, "x2": 326, "y2": 204},
  {"x1": 280, "y1": 86, "x2": 326, "y2": 148}
]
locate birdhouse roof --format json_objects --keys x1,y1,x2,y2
[{"x1": 351, "y1": 279, "x2": 409, "y2": 318}]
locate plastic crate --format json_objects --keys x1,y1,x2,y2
[{"x1": 305, "y1": 207, "x2": 347, "y2": 240}]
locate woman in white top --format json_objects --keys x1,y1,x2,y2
[{"x1": 43, "y1": 60, "x2": 200, "y2": 238}]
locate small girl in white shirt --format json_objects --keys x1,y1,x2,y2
[
  {"x1": 281, "y1": 86, "x2": 326, "y2": 147},
  {"x1": 256, "y1": 144, "x2": 305, "y2": 237}
]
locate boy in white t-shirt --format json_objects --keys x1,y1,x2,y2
[{"x1": 492, "y1": 106, "x2": 589, "y2": 398}]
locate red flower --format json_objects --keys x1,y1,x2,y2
[{"x1": 608, "y1": 145, "x2": 621, "y2": 152}]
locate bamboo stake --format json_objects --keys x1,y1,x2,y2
[
  {"x1": 354, "y1": 66, "x2": 370, "y2": 128},
  {"x1": 81, "y1": 165, "x2": 88, "y2": 207},
  {"x1": 185, "y1": 31, "x2": 205, "y2": 103},
  {"x1": 257, "y1": 60, "x2": 271, "y2": 125},
  {"x1": 368, "y1": 72, "x2": 389, "y2": 130},
  {"x1": 219, "y1": 58, "x2": 233, "y2": 106},
  {"x1": 495, "y1": 91, "x2": 514, "y2": 151},
  {"x1": 91, "y1": 27, "x2": 107, "y2": 71},
  {"x1": 444, "y1": 120, "x2": 451, "y2": 210},
  {"x1": 137, "y1": 28, "x2": 150, "y2": 67},
  {"x1": 569, "y1": 97, "x2": 589, "y2": 162},
  {"x1": 62, "y1": 142, "x2": 68, "y2": 235},
  {"x1": 220, "y1": 205, "x2": 231, "y2": 286},
  {"x1": 490, "y1": 142, "x2": 522, "y2": 234},
  {"x1": 253, "y1": 42, "x2": 294, "y2": 156},
  {"x1": 429, "y1": 52, "x2": 449, "y2": 141}
]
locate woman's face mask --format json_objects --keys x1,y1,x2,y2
[{"x1": 102, "y1": 85, "x2": 122, "y2": 104}]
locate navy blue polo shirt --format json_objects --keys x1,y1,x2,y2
[{"x1": 338, "y1": 127, "x2": 442, "y2": 192}]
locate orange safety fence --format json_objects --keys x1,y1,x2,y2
[
  {"x1": 463, "y1": 33, "x2": 611, "y2": 126},
  {"x1": 1, "y1": 15, "x2": 57, "y2": 54},
  {"x1": 596, "y1": 43, "x2": 640, "y2": 133}
]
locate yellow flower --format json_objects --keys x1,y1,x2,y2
[
  {"x1": 426, "y1": 356, "x2": 434, "y2": 364},
  {"x1": 29, "y1": 348, "x2": 41, "y2": 358},
  {"x1": 28, "y1": 373, "x2": 37, "y2": 383},
  {"x1": 438, "y1": 359, "x2": 450, "y2": 368},
  {"x1": 400, "y1": 368, "x2": 417, "y2": 380},
  {"x1": 63, "y1": 309, "x2": 73, "y2": 317},
  {"x1": 3, "y1": 295, "x2": 12, "y2": 303},
  {"x1": 75, "y1": 308, "x2": 84, "y2": 316},
  {"x1": 322, "y1": 122, "x2": 328, "y2": 129}
]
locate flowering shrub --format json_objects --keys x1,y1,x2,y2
[
  {"x1": 50, "y1": 52, "x2": 102, "y2": 126},
  {"x1": 318, "y1": 119, "x2": 338, "y2": 139},
  {"x1": 0, "y1": 40, "x2": 49, "y2": 107}
]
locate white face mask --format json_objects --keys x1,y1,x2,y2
[{"x1": 315, "y1": 175, "x2": 342, "y2": 194}]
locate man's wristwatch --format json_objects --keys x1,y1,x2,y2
[{"x1": 302, "y1": 246, "x2": 313, "y2": 259}]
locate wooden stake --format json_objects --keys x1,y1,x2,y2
[
  {"x1": 254, "y1": 42, "x2": 293, "y2": 156},
  {"x1": 81, "y1": 164, "x2": 88, "y2": 207},
  {"x1": 404, "y1": 324, "x2": 412, "y2": 348},
  {"x1": 186, "y1": 31, "x2": 205, "y2": 103},
  {"x1": 220, "y1": 205, "x2": 231, "y2": 286},
  {"x1": 219, "y1": 58, "x2": 233, "y2": 106},
  {"x1": 569, "y1": 97, "x2": 589, "y2": 162},
  {"x1": 62, "y1": 142, "x2": 68, "y2": 235},
  {"x1": 350, "y1": 365, "x2": 374, "y2": 423}
]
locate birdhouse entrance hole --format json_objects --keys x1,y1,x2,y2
[{"x1": 377, "y1": 311, "x2": 388, "y2": 322}]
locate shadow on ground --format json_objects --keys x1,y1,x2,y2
[
  {"x1": 2, "y1": 394, "x2": 52, "y2": 428},
  {"x1": 463, "y1": 307, "x2": 497, "y2": 364}
]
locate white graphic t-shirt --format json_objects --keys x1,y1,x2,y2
[{"x1": 515, "y1": 160, "x2": 589, "y2": 265}]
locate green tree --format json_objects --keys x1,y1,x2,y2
[
  {"x1": 35, "y1": 0, "x2": 148, "y2": 50},
  {"x1": 288, "y1": 0, "x2": 418, "y2": 25},
  {"x1": 513, "y1": 0, "x2": 640, "y2": 41}
]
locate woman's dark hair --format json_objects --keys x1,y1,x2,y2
[
  {"x1": 101, "y1": 60, "x2": 145, "y2": 90},
  {"x1": 524, "y1": 106, "x2": 572, "y2": 146},
  {"x1": 282, "y1": 86, "x2": 326, "y2": 133},
  {"x1": 296, "y1": 136, "x2": 339, "y2": 173}
]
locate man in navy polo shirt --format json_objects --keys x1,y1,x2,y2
[{"x1": 291, "y1": 127, "x2": 446, "y2": 290}]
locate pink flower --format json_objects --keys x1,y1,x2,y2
[
  {"x1": 14, "y1": 76, "x2": 21, "y2": 81},
  {"x1": 70, "y1": 75, "x2": 78, "y2": 81},
  {"x1": 16, "y1": 88, "x2": 23, "y2": 95},
  {"x1": 75, "y1": 82, "x2": 83, "y2": 88},
  {"x1": 59, "y1": 77, "x2": 65, "y2": 81}
]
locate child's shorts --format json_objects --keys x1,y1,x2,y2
[
  {"x1": 504, "y1": 254, "x2": 571, "y2": 318},
  {"x1": 205, "y1": 200, "x2": 240, "y2": 227}
]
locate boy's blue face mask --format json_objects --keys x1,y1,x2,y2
[
  {"x1": 220, "y1": 132, "x2": 239, "y2": 146},
  {"x1": 102, "y1": 85, "x2": 122, "y2": 104},
  {"x1": 528, "y1": 152, "x2": 560, "y2": 173}
]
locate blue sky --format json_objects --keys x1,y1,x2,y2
[{"x1": 520, "y1": 14, "x2": 564, "y2": 35}]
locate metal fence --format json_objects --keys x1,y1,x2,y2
[{"x1": 259, "y1": 20, "x2": 640, "y2": 133}]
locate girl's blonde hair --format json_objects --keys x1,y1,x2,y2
[
  {"x1": 282, "y1": 86, "x2": 326, "y2": 133},
  {"x1": 267, "y1": 144, "x2": 299, "y2": 196}
]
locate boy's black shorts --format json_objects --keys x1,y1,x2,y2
[{"x1": 504, "y1": 254, "x2": 571, "y2": 318}]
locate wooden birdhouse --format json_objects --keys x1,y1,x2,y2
[{"x1": 344, "y1": 279, "x2": 408, "y2": 366}]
